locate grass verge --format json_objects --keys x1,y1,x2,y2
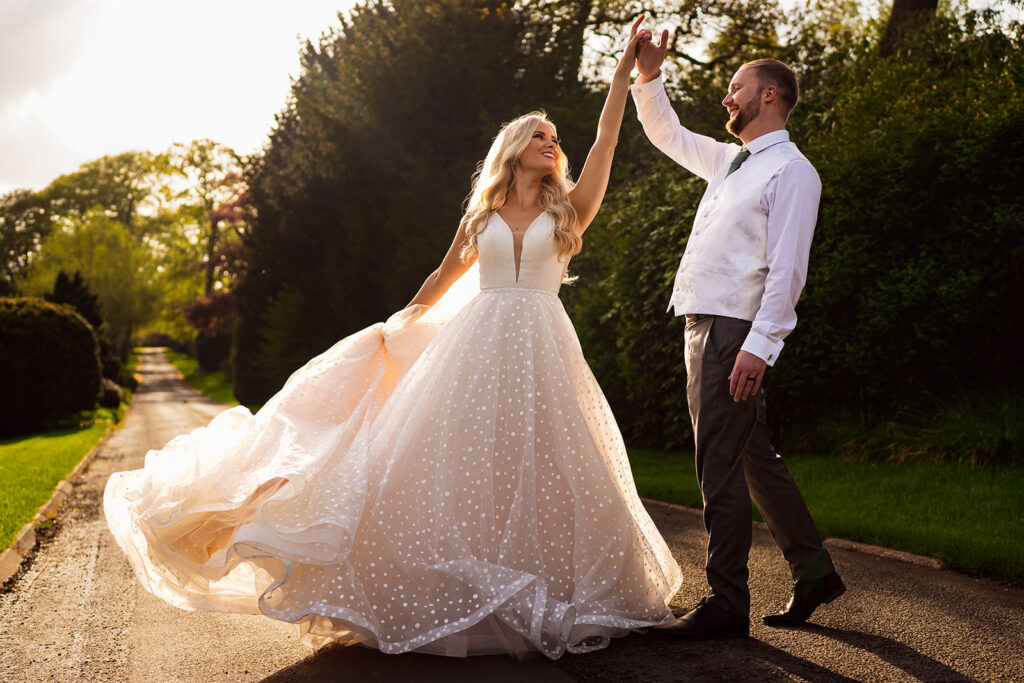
[
  {"x1": 0, "y1": 409, "x2": 117, "y2": 550},
  {"x1": 125, "y1": 348, "x2": 140, "y2": 375},
  {"x1": 163, "y1": 350, "x2": 238, "y2": 405},
  {"x1": 628, "y1": 448, "x2": 1024, "y2": 585}
]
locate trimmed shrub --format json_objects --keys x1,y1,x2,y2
[
  {"x1": 99, "y1": 378, "x2": 124, "y2": 408},
  {"x1": 195, "y1": 331, "x2": 232, "y2": 373},
  {"x1": 0, "y1": 297, "x2": 101, "y2": 435}
]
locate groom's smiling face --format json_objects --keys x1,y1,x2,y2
[{"x1": 723, "y1": 67, "x2": 763, "y2": 137}]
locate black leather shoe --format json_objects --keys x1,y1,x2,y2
[
  {"x1": 762, "y1": 571, "x2": 846, "y2": 627},
  {"x1": 649, "y1": 598, "x2": 750, "y2": 640}
]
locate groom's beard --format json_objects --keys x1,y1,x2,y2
[{"x1": 727, "y1": 99, "x2": 761, "y2": 136}]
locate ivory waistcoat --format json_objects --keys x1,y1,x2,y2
[{"x1": 669, "y1": 141, "x2": 809, "y2": 320}]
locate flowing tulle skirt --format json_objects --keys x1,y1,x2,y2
[{"x1": 104, "y1": 285, "x2": 682, "y2": 659}]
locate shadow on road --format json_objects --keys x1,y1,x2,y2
[
  {"x1": 552, "y1": 630, "x2": 864, "y2": 682},
  {"x1": 260, "y1": 641, "x2": 571, "y2": 682},
  {"x1": 257, "y1": 628, "x2": 950, "y2": 682},
  {"x1": 800, "y1": 624, "x2": 975, "y2": 682}
]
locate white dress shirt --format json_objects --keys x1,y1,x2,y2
[{"x1": 631, "y1": 75, "x2": 821, "y2": 366}]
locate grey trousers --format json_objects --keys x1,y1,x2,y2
[{"x1": 684, "y1": 314, "x2": 834, "y2": 616}]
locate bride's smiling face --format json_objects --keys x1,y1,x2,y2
[{"x1": 518, "y1": 122, "x2": 560, "y2": 175}]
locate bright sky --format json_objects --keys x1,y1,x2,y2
[{"x1": 0, "y1": 0, "x2": 357, "y2": 195}]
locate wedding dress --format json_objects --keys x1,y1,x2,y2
[{"x1": 104, "y1": 211, "x2": 683, "y2": 659}]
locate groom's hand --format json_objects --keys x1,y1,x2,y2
[
  {"x1": 636, "y1": 27, "x2": 668, "y2": 83},
  {"x1": 728, "y1": 351, "x2": 767, "y2": 402}
]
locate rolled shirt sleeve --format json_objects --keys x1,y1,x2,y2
[
  {"x1": 631, "y1": 75, "x2": 736, "y2": 181},
  {"x1": 741, "y1": 160, "x2": 822, "y2": 366}
]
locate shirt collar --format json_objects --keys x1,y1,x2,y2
[{"x1": 745, "y1": 129, "x2": 789, "y2": 155}]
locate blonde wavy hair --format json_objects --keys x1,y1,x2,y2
[{"x1": 459, "y1": 112, "x2": 581, "y2": 264}]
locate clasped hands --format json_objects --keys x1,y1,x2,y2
[{"x1": 619, "y1": 16, "x2": 669, "y2": 83}]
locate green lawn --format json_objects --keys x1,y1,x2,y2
[
  {"x1": 628, "y1": 449, "x2": 1024, "y2": 585},
  {"x1": 0, "y1": 414, "x2": 114, "y2": 551},
  {"x1": 163, "y1": 350, "x2": 238, "y2": 405}
]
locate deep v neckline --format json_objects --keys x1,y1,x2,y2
[{"x1": 495, "y1": 211, "x2": 546, "y2": 283}]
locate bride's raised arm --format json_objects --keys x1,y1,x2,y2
[{"x1": 568, "y1": 15, "x2": 647, "y2": 235}]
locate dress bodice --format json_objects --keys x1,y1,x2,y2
[{"x1": 477, "y1": 211, "x2": 567, "y2": 293}]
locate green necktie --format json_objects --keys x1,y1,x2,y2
[{"x1": 726, "y1": 148, "x2": 750, "y2": 177}]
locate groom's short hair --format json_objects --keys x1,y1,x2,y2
[{"x1": 742, "y1": 59, "x2": 800, "y2": 118}]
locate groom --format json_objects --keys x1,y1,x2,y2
[{"x1": 631, "y1": 30, "x2": 844, "y2": 639}]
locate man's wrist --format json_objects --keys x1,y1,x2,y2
[
  {"x1": 637, "y1": 69, "x2": 662, "y2": 84},
  {"x1": 740, "y1": 329, "x2": 783, "y2": 367}
]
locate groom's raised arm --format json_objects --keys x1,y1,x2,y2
[{"x1": 631, "y1": 74, "x2": 736, "y2": 182}]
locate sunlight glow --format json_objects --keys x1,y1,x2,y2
[{"x1": 0, "y1": 0, "x2": 356, "y2": 194}]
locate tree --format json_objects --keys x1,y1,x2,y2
[
  {"x1": 22, "y1": 210, "x2": 158, "y2": 356},
  {"x1": 0, "y1": 188, "x2": 51, "y2": 293},
  {"x1": 879, "y1": 0, "x2": 939, "y2": 56},
  {"x1": 235, "y1": 0, "x2": 601, "y2": 403},
  {"x1": 562, "y1": 3, "x2": 1024, "y2": 449},
  {"x1": 46, "y1": 270, "x2": 103, "y2": 329},
  {"x1": 45, "y1": 270, "x2": 125, "y2": 383},
  {"x1": 168, "y1": 139, "x2": 247, "y2": 297},
  {"x1": 43, "y1": 151, "x2": 164, "y2": 229}
]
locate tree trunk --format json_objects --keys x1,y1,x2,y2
[{"x1": 879, "y1": 0, "x2": 939, "y2": 57}]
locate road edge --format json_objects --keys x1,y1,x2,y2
[{"x1": 0, "y1": 420, "x2": 119, "y2": 586}]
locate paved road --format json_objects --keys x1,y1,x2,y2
[{"x1": 1, "y1": 348, "x2": 1021, "y2": 681}]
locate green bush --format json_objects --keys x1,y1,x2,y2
[
  {"x1": 564, "y1": 10, "x2": 1024, "y2": 458},
  {"x1": 777, "y1": 12, "x2": 1024, "y2": 430},
  {"x1": 563, "y1": 170, "x2": 706, "y2": 448},
  {"x1": 0, "y1": 297, "x2": 102, "y2": 435},
  {"x1": 195, "y1": 331, "x2": 232, "y2": 373}
]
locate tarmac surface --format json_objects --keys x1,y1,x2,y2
[{"x1": 1, "y1": 348, "x2": 1021, "y2": 681}]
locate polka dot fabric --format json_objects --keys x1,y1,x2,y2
[{"x1": 104, "y1": 212, "x2": 683, "y2": 659}]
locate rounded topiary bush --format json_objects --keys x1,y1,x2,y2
[
  {"x1": 0, "y1": 297, "x2": 102, "y2": 435},
  {"x1": 196, "y1": 331, "x2": 232, "y2": 373},
  {"x1": 99, "y1": 377, "x2": 125, "y2": 408}
]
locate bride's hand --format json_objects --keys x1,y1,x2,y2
[
  {"x1": 614, "y1": 15, "x2": 648, "y2": 81},
  {"x1": 393, "y1": 303, "x2": 429, "y2": 323}
]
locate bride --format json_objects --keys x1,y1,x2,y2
[{"x1": 104, "y1": 16, "x2": 682, "y2": 660}]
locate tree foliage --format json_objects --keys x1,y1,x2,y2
[
  {"x1": 782, "y1": 7, "x2": 1024, "y2": 429},
  {"x1": 565, "y1": 3, "x2": 1024, "y2": 447},
  {"x1": 5, "y1": 138, "x2": 248, "y2": 350},
  {"x1": 43, "y1": 151, "x2": 163, "y2": 229},
  {"x1": 168, "y1": 139, "x2": 247, "y2": 296},
  {"x1": 236, "y1": 0, "x2": 601, "y2": 403},
  {"x1": 0, "y1": 189, "x2": 51, "y2": 294},
  {"x1": 21, "y1": 210, "x2": 158, "y2": 355}
]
